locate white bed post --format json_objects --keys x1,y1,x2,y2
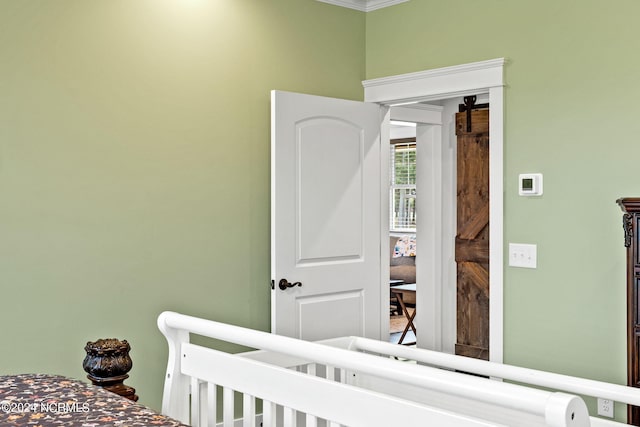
[{"x1": 157, "y1": 311, "x2": 191, "y2": 423}]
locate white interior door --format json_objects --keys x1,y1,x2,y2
[{"x1": 271, "y1": 90, "x2": 384, "y2": 341}]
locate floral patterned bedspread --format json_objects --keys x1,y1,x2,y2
[{"x1": 0, "y1": 373, "x2": 188, "y2": 426}]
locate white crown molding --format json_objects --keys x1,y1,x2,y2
[{"x1": 315, "y1": 0, "x2": 409, "y2": 12}]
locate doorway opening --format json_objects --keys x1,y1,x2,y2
[
  {"x1": 388, "y1": 128, "x2": 417, "y2": 345},
  {"x1": 364, "y1": 58, "x2": 505, "y2": 362},
  {"x1": 386, "y1": 96, "x2": 490, "y2": 356}
]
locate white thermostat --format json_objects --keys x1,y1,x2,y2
[{"x1": 519, "y1": 173, "x2": 543, "y2": 196}]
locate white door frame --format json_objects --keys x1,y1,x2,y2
[{"x1": 363, "y1": 58, "x2": 505, "y2": 363}]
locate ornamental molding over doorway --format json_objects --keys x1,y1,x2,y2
[{"x1": 363, "y1": 58, "x2": 505, "y2": 105}]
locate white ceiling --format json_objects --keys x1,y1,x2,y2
[{"x1": 315, "y1": 0, "x2": 409, "y2": 12}]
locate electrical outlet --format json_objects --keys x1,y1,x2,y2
[{"x1": 597, "y1": 398, "x2": 614, "y2": 418}]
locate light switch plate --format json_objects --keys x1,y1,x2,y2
[{"x1": 509, "y1": 243, "x2": 537, "y2": 268}]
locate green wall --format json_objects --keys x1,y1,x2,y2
[
  {"x1": 2, "y1": 0, "x2": 636, "y2": 418},
  {"x1": 0, "y1": 0, "x2": 364, "y2": 409},
  {"x1": 367, "y1": 0, "x2": 638, "y2": 419}
]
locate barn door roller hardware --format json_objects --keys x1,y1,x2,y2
[{"x1": 458, "y1": 95, "x2": 489, "y2": 133}]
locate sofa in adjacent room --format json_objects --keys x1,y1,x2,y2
[{"x1": 389, "y1": 235, "x2": 416, "y2": 284}]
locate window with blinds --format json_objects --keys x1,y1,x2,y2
[{"x1": 390, "y1": 138, "x2": 416, "y2": 231}]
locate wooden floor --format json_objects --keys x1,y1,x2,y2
[{"x1": 389, "y1": 310, "x2": 415, "y2": 345}]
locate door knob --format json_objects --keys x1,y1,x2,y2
[{"x1": 278, "y1": 278, "x2": 302, "y2": 290}]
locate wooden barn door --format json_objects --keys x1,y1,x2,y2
[{"x1": 455, "y1": 98, "x2": 490, "y2": 360}]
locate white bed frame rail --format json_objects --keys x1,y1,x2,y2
[{"x1": 158, "y1": 311, "x2": 636, "y2": 427}]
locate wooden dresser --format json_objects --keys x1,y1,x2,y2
[{"x1": 618, "y1": 197, "x2": 640, "y2": 425}]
